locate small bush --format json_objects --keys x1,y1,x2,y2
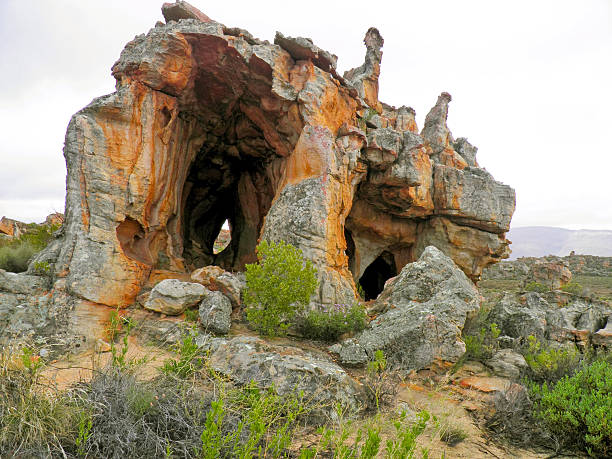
[
  {"x1": 525, "y1": 281, "x2": 548, "y2": 293},
  {"x1": 162, "y1": 331, "x2": 206, "y2": 378},
  {"x1": 440, "y1": 425, "x2": 468, "y2": 446},
  {"x1": 523, "y1": 335, "x2": 581, "y2": 384},
  {"x1": 531, "y1": 359, "x2": 612, "y2": 457},
  {"x1": 364, "y1": 350, "x2": 397, "y2": 412},
  {"x1": 0, "y1": 347, "x2": 80, "y2": 456},
  {"x1": 296, "y1": 303, "x2": 367, "y2": 342},
  {"x1": 463, "y1": 322, "x2": 501, "y2": 362},
  {"x1": 485, "y1": 383, "x2": 553, "y2": 448},
  {"x1": 561, "y1": 282, "x2": 584, "y2": 295},
  {"x1": 244, "y1": 240, "x2": 318, "y2": 337}
]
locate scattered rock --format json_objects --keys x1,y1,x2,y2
[
  {"x1": 207, "y1": 336, "x2": 366, "y2": 423},
  {"x1": 144, "y1": 279, "x2": 208, "y2": 315},
  {"x1": 199, "y1": 290, "x2": 232, "y2": 334},
  {"x1": 191, "y1": 266, "x2": 245, "y2": 308},
  {"x1": 337, "y1": 246, "x2": 481, "y2": 370}
]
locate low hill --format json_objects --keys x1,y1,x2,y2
[{"x1": 508, "y1": 226, "x2": 612, "y2": 259}]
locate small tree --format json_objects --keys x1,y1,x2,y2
[{"x1": 244, "y1": 240, "x2": 318, "y2": 336}]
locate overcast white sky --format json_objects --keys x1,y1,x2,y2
[{"x1": 1, "y1": 0, "x2": 611, "y2": 230}]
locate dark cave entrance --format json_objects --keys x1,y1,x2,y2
[
  {"x1": 359, "y1": 251, "x2": 397, "y2": 301},
  {"x1": 179, "y1": 112, "x2": 278, "y2": 273}
]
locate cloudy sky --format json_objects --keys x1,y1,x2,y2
[{"x1": 1, "y1": 0, "x2": 611, "y2": 230}]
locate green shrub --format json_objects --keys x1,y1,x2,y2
[
  {"x1": 531, "y1": 359, "x2": 612, "y2": 457},
  {"x1": 523, "y1": 335, "x2": 581, "y2": 384},
  {"x1": 162, "y1": 331, "x2": 206, "y2": 378},
  {"x1": 244, "y1": 240, "x2": 318, "y2": 337},
  {"x1": 0, "y1": 243, "x2": 36, "y2": 272},
  {"x1": 463, "y1": 322, "x2": 501, "y2": 362},
  {"x1": 525, "y1": 281, "x2": 548, "y2": 293},
  {"x1": 561, "y1": 282, "x2": 584, "y2": 295},
  {"x1": 296, "y1": 302, "x2": 367, "y2": 342}
]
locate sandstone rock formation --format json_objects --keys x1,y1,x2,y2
[
  {"x1": 36, "y1": 1, "x2": 515, "y2": 308},
  {"x1": 0, "y1": 217, "x2": 26, "y2": 238},
  {"x1": 526, "y1": 260, "x2": 572, "y2": 290},
  {"x1": 333, "y1": 246, "x2": 481, "y2": 370}
]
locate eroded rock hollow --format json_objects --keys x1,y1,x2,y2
[{"x1": 41, "y1": 1, "x2": 515, "y2": 307}]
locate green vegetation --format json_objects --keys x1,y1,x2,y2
[
  {"x1": 244, "y1": 240, "x2": 318, "y2": 337},
  {"x1": 0, "y1": 222, "x2": 59, "y2": 272},
  {"x1": 463, "y1": 322, "x2": 500, "y2": 362},
  {"x1": 523, "y1": 335, "x2": 581, "y2": 384},
  {"x1": 0, "y1": 340, "x2": 437, "y2": 458},
  {"x1": 531, "y1": 359, "x2": 612, "y2": 457},
  {"x1": 524, "y1": 281, "x2": 548, "y2": 293},
  {"x1": 162, "y1": 330, "x2": 207, "y2": 378},
  {"x1": 296, "y1": 302, "x2": 367, "y2": 342},
  {"x1": 560, "y1": 281, "x2": 584, "y2": 295}
]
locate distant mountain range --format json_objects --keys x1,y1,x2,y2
[{"x1": 508, "y1": 226, "x2": 612, "y2": 259}]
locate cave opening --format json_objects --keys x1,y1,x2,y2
[
  {"x1": 179, "y1": 111, "x2": 278, "y2": 274},
  {"x1": 359, "y1": 251, "x2": 397, "y2": 300},
  {"x1": 213, "y1": 220, "x2": 231, "y2": 254}
]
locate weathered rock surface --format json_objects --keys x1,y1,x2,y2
[
  {"x1": 144, "y1": 279, "x2": 208, "y2": 315},
  {"x1": 207, "y1": 336, "x2": 366, "y2": 422},
  {"x1": 35, "y1": 0, "x2": 514, "y2": 309},
  {"x1": 198, "y1": 290, "x2": 232, "y2": 334},
  {"x1": 489, "y1": 291, "x2": 611, "y2": 349},
  {"x1": 335, "y1": 246, "x2": 481, "y2": 370},
  {"x1": 0, "y1": 270, "x2": 48, "y2": 294},
  {"x1": 191, "y1": 265, "x2": 244, "y2": 307}
]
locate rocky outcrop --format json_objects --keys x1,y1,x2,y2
[
  {"x1": 489, "y1": 291, "x2": 611, "y2": 349},
  {"x1": 483, "y1": 254, "x2": 612, "y2": 280},
  {"x1": 36, "y1": 1, "x2": 514, "y2": 308},
  {"x1": 0, "y1": 217, "x2": 26, "y2": 238},
  {"x1": 333, "y1": 246, "x2": 481, "y2": 370},
  {"x1": 526, "y1": 260, "x2": 572, "y2": 290}
]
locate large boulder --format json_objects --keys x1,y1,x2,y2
[
  {"x1": 207, "y1": 336, "x2": 366, "y2": 423},
  {"x1": 144, "y1": 279, "x2": 208, "y2": 315},
  {"x1": 335, "y1": 246, "x2": 481, "y2": 370}
]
